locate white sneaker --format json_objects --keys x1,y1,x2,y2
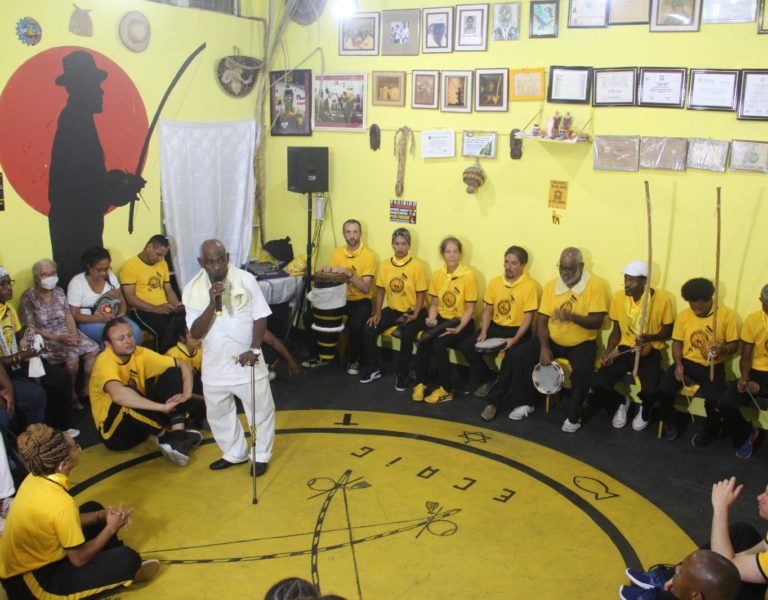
[
  {"x1": 562, "y1": 418, "x2": 581, "y2": 433},
  {"x1": 612, "y1": 396, "x2": 631, "y2": 429},
  {"x1": 346, "y1": 361, "x2": 360, "y2": 376},
  {"x1": 632, "y1": 410, "x2": 650, "y2": 431},
  {"x1": 508, "y1": 405, "x2": 534, "y2": 420},
  {"x1": 65, "y1": 428, "x2": 80, "y2": 439}
]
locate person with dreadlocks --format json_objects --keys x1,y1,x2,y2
[{"x1": 0, "y1": 423, "x2": 159, "y2": 599}]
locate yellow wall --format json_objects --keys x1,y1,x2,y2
[{"x1": 265, "y1": 0, "x2": 768, "y2": 324}]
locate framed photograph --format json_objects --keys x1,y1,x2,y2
[
  {"x1": 568, "y1": 0, "x2": 609, "y2": 27},
  {"x1": 422, "y1": 7, "x2": 454, "y2": 53},
  {"x1": 687, "y1": 138, "x2": 730, "y2": 172},
  {"x1": 381, "y1": 9, "x2": 420, "y2": 56},
  {"x1": 730, "y1": 140, "x2": 768, "y2": 173},
  {"x1": 638, "y1": 68, "x2": 687, "y2": 108},
  {"x1": 593, "y1": 136, "x2": 641, "y2": 171},
  {"x1": 455, "y1": 4, "x2": 489, "y2": 50},
  {"x1": 738, "y1": 70, "x2": 768, "y2": 119},
  {"x1": 609, "y1": 0, "x2": 651, "y2": 24},
  {"x1": 312, "y1": 73, "x2": 367, "y2": 132},
  {"x1": 441, "y1": 70, "x2": 473, "y2": 112},
  {"x1": 760, "y1": 0, "x2": 768, "y2": 31},
  {"x1": 510, "y1": 67, "x2": 546, "y2": 101},
  {"x1": 548, "y1": 66, "x2": 592, "y2": 104},
  {"x1": 593, "y1": 68, "x2": 637, "y2": 106},
  {"x1": 702, "y1": 0, "x2": 756, "y2": 22},
  {"x1": 492, "y1": 2, "x2": 521, "y2": 39},
  {"x1": 475, "y1": 68, "x2": 509, "y2": 111},
  {"x1": 372, "y1": 71, "x2": 405, "y2": 107},
  {"x1": 687, "y1": 69, "x2": 739, "y2": 111},
  {"x1": 269, "y1": 69, "x2": 312, "y2": 136},
  {"x1": 412, "y1": 70, "x2": 439, "y2": 109},
  {"x1": 640, "y1": 137, "x2": 688, "y2": 170},
  {"x1": 530, "y1": 0, "x2": 560, "y2": 37},
  {"x1": 650, "y1": 0, "x2": 702, "y2": 30},
  {"x1": 339, "y1": 13, "x2": 380, "y2": 55},
  {"x1": 462, "y1": 131, "x2": 498, "y2": 157}
]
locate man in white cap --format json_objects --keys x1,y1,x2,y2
[{"x1": 590, "y1": 260, "x2": 674, "y2": 430}]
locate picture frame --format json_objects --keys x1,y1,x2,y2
[
  {"x1": 608, "y1": 0, "x2": 651, "y2": 24},
  {"x1": 548, "y1": 66, "x2": 593, "y2": 104},
  {"x1": 592, "y1": 68, "x2": 637, "y2": 106},
  {"x1": 687, "y1": 138, "x2": 730, "y2": 172},
  {"x1": 422, "y1": 7, "x2": 454, "y2": 53},
  {"x1": 381, "y1": 9, "x2": 421, "y2": 56},
  {"x1": 760, "y1": 0, "x2": 768, "y2": 31},
  {"x1": 687, "y1": 69, "x2": 739, "y2": 111},
  {"x1": 269, "y1": 69, "x2": 312, "y2": 137},
  {"x1": 421, "y1": 130, "x2": 456, "y2": 158},
  {"x1": 510, "y1": 67, "x2": 546, "y2": 101},
  {"x1": 730, "y1": 139, "x2": 768, "y2": 173},
  {"x1": 475, "y1": 68, "x2": 509, "y2": 111},
  {"x1": 441, "y1": 70, "x2": 473, "y2": 112},
  {"x1": 593, "y1": 135, "x2": 641, "y2": 171},
  {"x1": 412, "y1": 70, "x2": 439, "y2": 109},
  {"x1": 530, "y1": 0, "x2": 560, "y2": 37},
  {"x1": 640, "y1": 136, "x2": 688, "y2": 171},
  {"x1": 339, "y1": 13, "x2": 380, "y2": 55},
  {"x1": 312, "y1": 73, "x2": 368, "y2": 132},
  {"x1": 702, "y1": 0, "x2": 756, "y2": 22},
  {"x1": 492, "y1": 2, "x2": 521, "y2": 39},
  {"x1": 638, "y1": 68, "x2": 687, "y2": 108},
  {"x1": 462, "y1": 131, "x2": 498, "y2": 158},
  {"x1": 455, "y1": 4, "x2": 489, "y2": 51},
  {"x1": 738, "y1": 70, "x2": 768, "y2": 119},
  {"x1": 372, "y1": 71, "x2": 406, "y2": 107},
  {"x1": 650, "y1": 0, "x2": 702, "y2": 30},
  {"x1": 568, "y1": 0, "x2": 609, "y2": 27}
]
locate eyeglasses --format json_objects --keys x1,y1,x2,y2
[{"x1": 0, "y1": 279, "x2": 15, "y2": 287}]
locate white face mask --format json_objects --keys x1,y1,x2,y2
[{"x1": 40, "y1": 276, "x2": 59, "y2": 290}]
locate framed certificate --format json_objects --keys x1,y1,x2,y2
[
  {"x1": 530, "y1": 0, "x2": 560, "y2": 37},
  {"x1": 687, "y1": 69, "x2": 739, "y2": 111},
  {"x1": 548, "y1": 66, "x2": 593, "y2": 104},
  {"x1": 594, "y1": 136, "x2": 641, "y2": 171},
  {"x1": 640, "y1": 137, "x2": 688, "y2": 170},
  {"x1": 510, "y1": 68, "x2": 546, "y2": 101},
  {"x1": 738, "y1": 70, "x2": 768, "y2": 119},
  {"x1": 475, "y1": 68, "x2": 509, "y2": 111},
  {"x1": 702, "y1": 0, "x2": 757, "y2": 22},
  {"x1": 687, "y1": 138, "x2": 730, "y2": 172},
  {"x1": 339, "y1": 13, "x2": 380, "y2": 55},
  {"x1": 441, "y1": 70, "x2": 473, "y2": 112},
  {"x1": 609, "y1": 0, "x2": 651, "y2": 23},
  {"x1": 455, "y1": 4, "x2": 489, "y2": 51},
  {"x1": 412, "y1": 70, "x2": 439, "y2": 109},
  {"x1": 422, "y1": 7, "x2": 454, "y2": 53},
  {"x1": 462, "y1": 131, "x2": 498, "y2": 157},
  {"x1": 593, "y1": 68, "x2": 637, "y2": 106},
  {"x1": 730, "y1": 140, "x2": 768, "y2": 173},
  {"x1": 568, "y1": 0, "x2": 609, "y2": 27},
  {"x1": 381, "y1": 9, "x2": 421, "y2": 56},
  {"x1": 650, "y1": 0, "x2": 702, "y2": 30},
  {"x1": 638, "y1": 68, "x2": 687, "y2": 108}
]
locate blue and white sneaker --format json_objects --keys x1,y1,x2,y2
[
  {"x1": 625, "y1": 566, "x2": 668, "y2": 590},
  {"x1": 619, "y1": 585, "x2": 658, "y2": 600}
]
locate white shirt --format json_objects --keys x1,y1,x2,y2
[
  {"x1": 185, "y1": 268, "x2": 271, "y2": 386},
  {"x1": 66, "y1": 271, "x2": 121, "y2": 315}
]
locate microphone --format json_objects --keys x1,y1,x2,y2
[{"x1": 213, "y1": 273, "x2": 225, "y2": 316}]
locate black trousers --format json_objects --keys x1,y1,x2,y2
[
  {"x1": 657, "y1": 359, "x2": 726, "y2": 434},
  {"x1": 1, "y1": 502, "x2": 141, "y2": 600},
  {"x1": 511, "y1": 337, "x2": 597, "y2": 423},
  {"x1": 131, "y1": 310, "x2": 172, "y2": 350},
  {"x1": 305, "y1": 298, "x2": 372, "y2": 364},
  {"x1": 414, "y1": 316, "x2": 474, "y2": 392},
  {"x1": 717, "y1": 369, "x2": 768, "y2": 447},
  {"x1": 11, "y1": 361, "x2": 70, "y2": 431},
  {"x1": 363, "y1": 307, "x2": 426, "y2": 376},
  {"x1": 591, "y1": 347, "x2": 662, "y2": 416},
  {"x1": 457, "y1": 323, "x2": 520, "y2": 385},
  {"x1": 484, "y1": 336, "x2": 531, "y2": 411}
]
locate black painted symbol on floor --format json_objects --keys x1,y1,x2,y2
[
  {"x1": 335, "y1": 413, "x2": 358, "y2": 426},
  {"x1": 573, "y1": 476, "x2": 619, "y2": 500},
  {"x1": 459, "y1": 431, "x2": 490, "y2": 445}
]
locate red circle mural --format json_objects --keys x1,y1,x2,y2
[{"x1": 0, "y1": 46, "x2": 148, "y2": 215}]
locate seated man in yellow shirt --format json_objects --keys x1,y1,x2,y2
[{"x1": 508, "y1": 247, "x2": 608, "y2": 433}]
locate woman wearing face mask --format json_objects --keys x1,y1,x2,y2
[{"x1": 20, "y1": 259, "x2": 99, "y2": 412}]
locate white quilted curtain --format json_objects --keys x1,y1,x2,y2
[{"x1": 159, "y1": 119, "x2": 259, "y2": 287}]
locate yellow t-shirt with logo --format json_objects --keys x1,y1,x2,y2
[
  {"x1": 166, "y1": 342, "x2": 202, "y2": 372},
  {"x1": 89, "y1": 346, "x2": 176, "y2": 439},
  {"x1": 0, "y1": 473, "x2": 84, "y2": 578},
  {"x1": 484, "y1": 273, "x2": 539, "y2": 327},
  {"x1": 119, "y1": 255, "x2": 170, "y2": 306},
  {"x1": 428, "y1": 265, "x2": 478, "y2": 320},
  {"x1": 672, "y1": 305, "x2": 739, "y2": 366},
  {"x1": 0, "y1": 302, "x2": 21, "y2": 355},
  {"x1": 329, "y1": 245, "x2": 376, "y2": 302},
  {"x1": 539, "y1": 276, "x2": 608, "y2": 346},
  {"x1": 609, "y1": 288, "x2": 675, "y2": 350},
  {"x1": 375, "y1": 255, "x2": 428, "y2": 313},
  {"x1": 741, "y1": 310, "x2": 768, "y2": 372}
]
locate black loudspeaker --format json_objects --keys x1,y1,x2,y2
[{"x1": 287, "y1": 146, "x2": 328, "y2": 193}]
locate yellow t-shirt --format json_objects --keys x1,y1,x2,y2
[
  {"x1": 119, "y1": 255, "x2": 170, "y2": 306},
  {"x1": 166, "y1": 342, "x2": 202, "y2": 372},
  {"x1": 428, "y1": 264, "x2": 478, "y2": 320},
  {"x1": 483, "y1": 273, "x2": 539, "y2": 327},
  {"x1": 672, "y1": 305, "x2": 739, "y2": 366},
  {"x1": 741, "y1": 310, "x2": 768, "y2": 372},
  {"x1": 758, "y1": 532, "x2": 768, "y2": 580},
  {"x1": 539, "y1": 276, "x2": 608, "y2": 346},
  {"x1": 0, "y1": 301, "x2": 21, "y2": 354},
  {"x1": 609, "y1": 288, "x2": 675, "y2": 350},
  {"x1": 329, "y1": 244, "x2": 376, "y2": 302},
  {"x1": 375, "y1": 255, "x2": 428, "y2": 313},
  {"x1": 0, "y1": 473, "x2": 84, "y2": 578},
  {"x1": 89, "y1": 346, "x2": 176, "y2": 439}
]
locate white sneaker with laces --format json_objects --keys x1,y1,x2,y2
[
  {"x1": 508, "y1": 405, "x2": 534, "y2": 420},
  {"x1": 612, "y1": 396, "x2": 631, "y2": 429},
  {"x1": 65, "y1": 428, "x2": 80, "y2": 439},
  {"x1": 632, "y1": 410, "x2": 650, "y2": 431},
  {"x1": 346, "y1": 362, "x2": 360, "y2": 376},
  {"x1": 562, "y1": 418, "x2": 581, "y2": 433}
]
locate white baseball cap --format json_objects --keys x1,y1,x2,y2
[{"x1": 623, "y1": 260, "x2": 649, "y2": 277}]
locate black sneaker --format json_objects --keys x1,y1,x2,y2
[
  {"x1": 395, "y1": 373, "x2": 407, "y2": 391},
  {"x1": 359, "y1": 368, "x2": 382, "y2": 384},
  {"x1": 691, "y1": 431, "x2": 713, "y2": 448},
  {"x1": 663, "y1": 422, "x2": 679, "y2": 441}
]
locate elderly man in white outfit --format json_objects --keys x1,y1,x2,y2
[{"x1": 183, "y1": 239, "x2": 275, "y2": 477}]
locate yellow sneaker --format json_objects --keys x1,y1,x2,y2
[
  {"x1": 425, "y1": 386, "x2": 453, "y2": 404},
  {"x1": 412, "y1": 383, "x2": 427, "y2": 402}
]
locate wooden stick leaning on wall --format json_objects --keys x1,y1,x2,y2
[
  {"x1": 710, "y1": 187, "x2": 722, "y2": 382},
  {"x1": 633, "y1": 180, "x2": 653, "y2": 380}
]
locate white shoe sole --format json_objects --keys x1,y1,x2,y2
[
  {"x1": 508, "y1": 406, "x2": 534, "y2": 420},
  {"x1": 156, "y1": 440, "x2": 189, "y2": 467}
]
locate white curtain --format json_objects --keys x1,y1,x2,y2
[{"x1": 159, "y1": 119, "x2": 259, "y2": 288}]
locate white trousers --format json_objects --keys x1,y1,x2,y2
[
  {"x1": 0, "y1": 435, "x2": 15, "y2": 499},
  {"x1": 203, "y1": 378, "x2": 275, "y2": 464}
]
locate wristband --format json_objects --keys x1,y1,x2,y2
[{"x1": 250, "y1": 348, "x2": 261, "y2": 356}]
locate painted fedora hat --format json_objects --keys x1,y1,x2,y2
[{"x1": 54, "y1": 50, "x2": 108, "y2": 87}]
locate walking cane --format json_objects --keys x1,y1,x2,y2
[
  {"x1": 633, "y1": 180, "x2": 653, "y2": 382},
  {"x1": 249, "y1": 363, "x2": 258, "y2": 505},
  {"x1": 710, "y1": 188, "x2": 721, "y2": 382}
]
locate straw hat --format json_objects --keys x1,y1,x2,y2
[{"x1": 119, "y1": 11, "x2": 150, "y2": 52}]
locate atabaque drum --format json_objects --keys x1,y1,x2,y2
[
  {"x1": 531, "y1": 361, "x2": 565, "y2": 395},
  {"x1": 307, "y1": 276, "x2": 348, "y2": 361}
]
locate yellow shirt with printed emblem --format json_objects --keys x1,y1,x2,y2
[
  {"x1": 539, "y1": 275, "x2": 608, "y2": 346},
  {"x1": 375, "y1": 255, "x2": 428, "y2": 313},
  {"x1": 119, "y1": 255, "x2": 170, "y2": 306},
  {"x1": 609, "y1": 288, "x2": 675, "y2": 351},
  {"x1": 428, "y1": 264, "x2": 478, "y2": 320},
  {"x1": 484, "y1": 273, "x2": 539, "y2": 327},
  {"x1": 672, "y1": 305, "x2": 739, "y2": 366},
  {"x1": 0, "y1": 301, "x2": 21, "y2": 354},
  {"x1": 329, "y1": 244, "x2": 376, "y2": 302},
  {"x1": 166, "y1": 342, "x2": 202, "y2": 372},
  {"x1": 740, "y1": 310, "x2": 768, "y2": 372}
]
